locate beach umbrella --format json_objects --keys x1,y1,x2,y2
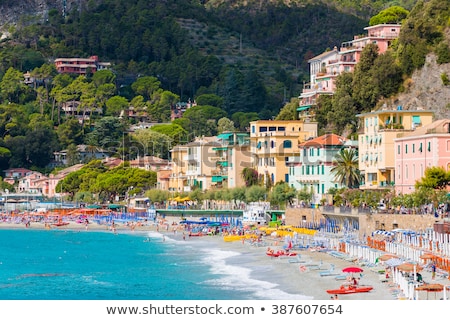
[
  {"x1": 396, "y1": 262, "x2": 423, "y2": 273},
  {"x1": 342, "y1": 266, "x2": 364, "y2": 273},
  {"x1": 384, "y1": 258, "x2": 403, "y2": 268},
  {"x1": 420, "y1": 252, "x2": 435, "y2": 260},
  {"x1": 415, "y1": 283, "x2": 444, "y2": 300},
  {"x1": 377, "y1": 253, "x2": 398, "y2": 261}
]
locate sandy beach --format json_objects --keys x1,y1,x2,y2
[{"x1": 0, "y1": 216, "x2": 447, "y2": 301}]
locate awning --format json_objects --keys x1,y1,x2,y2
[
  {"x1": 108, "y1": 204, "x2": 123, "y2": 209},
  {"x1": 217, "y1": 161, "x2": 228, "y2": 167},
  {"x1": 212, "y1": 147, "x2": 228, "y2": 151},
  {"x1": 217, "y1": 132, "x2": 233, "y2": 140},
  {"x1": 297, "y1": 106, "x2": 311, "y2": 111},
  {"x1": 212, "y1": 176, "x2": 224, "y2": 182}
]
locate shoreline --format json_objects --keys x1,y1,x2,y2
[{"x1": 0, "y1": 218, "x2": 445, "y2": 300}]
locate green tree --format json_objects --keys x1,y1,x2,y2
[
  {"x1": 241, "y1": 167, "x2": 259, "y2": 187},
  {"x1": 270, "y1": 181, "x2": 297, "y2": 208},
  {"x1": 92, "y1": 69, "x2": 116, "y2": 87},
  {"x1": 352, "y1": 43, "x2": 380, "y2": 112},
  {"x1": 231, "y1": 112, "x2": 259, "y2": 131},
  {"x1": 105, "y1": 96, "x2": 129, "y2": 116},
  {"x1": 132, "y1": 129, "x2": 173, "y2": 159},
  {"x1": 415, "y1": 166, "x2": 450, "y2": 190},
  {"x1": 275, "y1": 98, "x2": 298, "y2": 120},
  {"x1": 131, "y1": 76, "x2": 161, "y2": 100},
  {"x1": 369, "y1": 6, "x2": 409, "y2": 26},
  {"x1": 0, "y1": 67, "x2": 31, "y2": 104},
  {"x1": 330, "y1": 148, "x2": 361, "y2": 189},
  {"x1": 217, "y1": 117, "x2": 235, "y2": 133},
  {"x1": 245, "y1": 185, "x2": 266, "y2": 203},
  {"x1": 56, "y1": 118, "x2": 83, "y2": 148},
  {"x1": 196, "y1": 94, "x2": 223, "y2": 108},
  {"x1": 150, "y1": 123, "x2": 187, "y2": 145}
]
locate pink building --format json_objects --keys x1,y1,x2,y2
[
  {"x1": 54, "y1": 55, "x2": 111, "y2": 75},
  {"x1": 394, "y1": 119, "x2": 450, "y2": 194},
  {"x1": 298, "y1": 24, "x2": 401, "y2": 116}
]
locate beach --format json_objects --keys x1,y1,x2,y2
[{"x1": 0, "y1": 216, "x2": 426, "y2": 301}]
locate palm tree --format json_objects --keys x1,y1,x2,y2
[{"x1": 330, "y1": 148, "x2": 361, "y2": 189}]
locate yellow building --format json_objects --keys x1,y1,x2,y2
[
  {"x1": 168, "y1": 145, "x2": 188, "y2": 193},
  {"x1": 168, "y1": 134, "x2": 252, "y2": 192},
  {"x1": 249, "y1": 120, "x2": 318, "y2": 186},
  {"x1": 356, "y1": 107, "x2": 434, "y2": 190}
]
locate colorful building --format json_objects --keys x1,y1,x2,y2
[
  {"x1": 356, "y1": 106, "x2": 434, "y2": 190},
  {"x1": 298, "y1": 24, "x2": 401, "y2": 117},
  {"x1": 54, "y1": 55, "x2": 111, "y2": 75},
  {"x1": 287, "y1": 133, "x2": 354, "y2": 204},
  {"x1": 249, "y1": 120, "x2": 318, "y2": 186},
  {"x1": 394, "y1": 119, "x2": 450, "y2": 194}
]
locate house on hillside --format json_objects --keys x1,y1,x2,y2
[
  {"x1": 298, "y1": 23, "x2": 401, "y2": 117},
  {"x1": 171, "y1": 100, "x2": 196, "y2": 121},
  {"x1": 54, "y1": 55, "x2": 111, "y2": 75},
  {"x1": 129, "y1": 156, "x2": 169, "y2": 172},
  {"x1": 17, "y1": 171, "x2": 48, "y2": 194},
  {"x1": 3, "y1": 168, "x2": 33, "y2": 185},
  {"x1": 53, "y1": 144, "x2": 112, "y2": 166}
]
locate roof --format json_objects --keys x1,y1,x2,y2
[
  {"x1": 308, "y1": 48, "x2": 339, "y2": 63},
  {"x1": 356, "y1": 108, "x2": 433, "y2": 118},
  {"x1": 397, "y1": 119, "x2": 450, "y2": 138},
  {"x1": 299, "y1": 133, "x2": 346, "y2": 147}
]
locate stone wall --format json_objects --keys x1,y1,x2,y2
[{"x1": 285, "y1": 207, "x2": 440, "y2": 239}]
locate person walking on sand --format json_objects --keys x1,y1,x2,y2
[{"x1": 431, "y1": 263, "x2": 436, "y2": 280}]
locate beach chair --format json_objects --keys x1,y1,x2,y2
[
  {"x1": 288, "y1": 255, "x2": 306, "y2": 263},
  {"x1": 307, "y1": 260, "x2": 325, "y2": 270},
  {"x1": 319, "y1": 264, "x2": 340, "y2": 276}
]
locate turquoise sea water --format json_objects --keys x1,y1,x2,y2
[{"x1": 0, "y1": 229, "x2": 309, "y2": 300}]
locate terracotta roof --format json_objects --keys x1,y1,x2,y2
[{"x1": 300, "y1": 133, "x2": 346, "y2": 147}]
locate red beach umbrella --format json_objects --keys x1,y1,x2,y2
[{"x1": 342, "y1": 266, "x2": 364, "y2": 273}]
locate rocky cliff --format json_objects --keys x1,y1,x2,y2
[
  {"x1": 394, "y1": 53, "x2": 450, "y2": 120},
  {"x1": 0, "y1": 0, "x2": 83, "y2": 38}
]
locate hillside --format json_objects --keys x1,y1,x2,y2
[{"x1": 387, "y1": 53, "x2": 450, "y2": 120}]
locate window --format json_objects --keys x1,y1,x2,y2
[
  {"x1": 259, "y1": 126, "x2": 267, "y2": 132},
  {"x1": 412, "y1": 115, "x2": 421, "y2": 124},
  {"x1": 283, "y1": 140, "x2": 292, "y2": 148},
  {"x1": 270, "y1": 141, "x2": 275, "y2": 148},
  {"x1": 322, "y1": 165, "x2": 324, "y2": 174},
  {"x1": 428, "y1": 142, "x2": 431, "y2": 152},
  {"x1": 269, "y1": 126, "x2": 276, "y2": 132},
  {"x1": 419, "y1": 143, "x2": 423, "y2": 152},
  {"x1": 397, "y1": 145, "x2": 400, "y2": 154},
  {"x1": 405, "y1": 144, "x2": 408, "y2": 154},
  {"x1": 251, "y1": 126, "x2": 255, "y2": 133},
  {"x1": 317, "y1": 148, "x2": 320, "y2": 156},
  {"x1": 412, "y1": 144, "x2": 415, "y2": 153},
  {"x1": 278, "y1": 127, "x2": 286, "y2": 131}
]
